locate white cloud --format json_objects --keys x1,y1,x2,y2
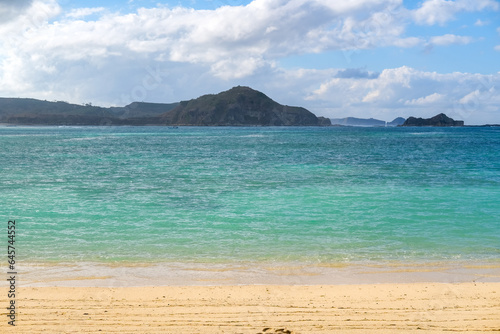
[
  {"x1": 459, "y1": 90, "x2": 481, "y2": 104},
  {"x1": 412, "y1": 0, "x2": 499, "y2": 25},
  {"x1": 405, "y1": 93, "x2": 444, "y2": 105},
  {"x1": 0, "y1": 1, "x2": 416, "y2": 67},
  {"x1": 0, "y1": 0, "x2": 34, "y2": 23},
  {"x1": 362, "y1": 90, "x2": 382, "y2": 103},
  {"x1": 304, "y1": 66, "x2": 500, "y2": 124},
  {"x1": 0, "y1": 0, "x2": 417, "y2": 97},
  {"x1": 0, "y1": 0, "x2": 61, "y2": 37},
  {"x1": 474, "y1": 19, "x2": 488, "y2": 26},
  {"x1": 429, "y1": 34, "x2": 473, "y2": 46},
  {"x1": 392, "y1": 37, "x2": 424, "y2": 48},
  {"x1": 65, "y1": 7, "x2": 105, "y2": 19}
]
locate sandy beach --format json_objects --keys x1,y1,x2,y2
[{"x1": 2, "y1": 282, "x2": 499, "y2": 333}]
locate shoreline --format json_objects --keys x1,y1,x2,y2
[{"x1": 7, "y1": 260, "x2": 500, "y2": 287}]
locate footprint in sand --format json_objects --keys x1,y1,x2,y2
[{"x1": 259, "y1": 328, "x2": 293, "y2": 334}]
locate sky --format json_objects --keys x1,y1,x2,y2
[{"x1": 0, "y1": 0, "x2": 499, "y2": 124}]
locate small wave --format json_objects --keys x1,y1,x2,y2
[
  {"x1": 409, "y1": 132, "x2": 446, "y2": 136},
  {"x1": 63, "y1": 136, "x2": 103, "y2": 142},
  {"x1": 240, "y1": 134, "x2": 266, "y2": 138}
]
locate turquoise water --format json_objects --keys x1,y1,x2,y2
[{"x1": 1, "y1": 126, "x2": 499, "y2": 265}]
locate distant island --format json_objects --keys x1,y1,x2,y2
[
  {"x1": 0, "y1": 86, "x2": 330, "y2": 127},
  {"x1": 402, "y1": 113, "x2": 464, "y2": 127},
  {"x1": 331, "y1": 114, "x2": 470, "y2": 127}
]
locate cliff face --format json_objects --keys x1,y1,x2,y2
[
  {"x1": 160, "y1": 86, "x2": 329, "y2": 126},
  {"x1": 402, "y1": 113, "x2": 464, "y2": 127}
]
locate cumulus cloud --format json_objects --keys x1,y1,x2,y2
[
  {"x1": 65, "y1": 7, "x2": 105, "y2": 19},
  {"x1": 0, "y1": 0, "x2": 417, "y2": 102},
  {"x1": 474, "y1": 19, "x2": 488, "y2": 26},
  {"x1": 0, "y1": 0, "x2": 34, "y2": 23},
  {"x1": 0, "y1": 0, "x2": 416, "y2": 80},
  {"x1": 429, "y1": 34, "x2": 473, "y2": 46},
  {"x1": 0, "y1": 0, "x2": 61, "y2": 35},
  {"x1": 412, "y1": 0, "x2": 499, "y2": 26},
  {"x1": 392, "y1": 37, "x2": 424, "y2": 48},
  {"x1": 1, "y1": 0, "x2": 485, "y2": 89},
  {"x1": 305, "y1": 66, "x2": 500, "y2": 124},
  {"x1": 405, "y1": 93, "x2": 444, "y2": 105},
  {"x1": 335, "y1": 68, "x2": 380, "y2": 79}
]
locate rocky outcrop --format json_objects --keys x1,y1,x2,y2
[{"x1": 402, "y1": 113, "x2": 464, "y2": 127}]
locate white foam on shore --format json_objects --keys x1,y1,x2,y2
[{"x1": 7, "y1": 261, "x2": 500, "y2": 287}]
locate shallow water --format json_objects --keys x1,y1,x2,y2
[{"x1": 1, "y1": 126, "x2": 499, "y2": 266}]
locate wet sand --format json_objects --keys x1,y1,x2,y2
[{"x1": 14, "y1": 261, "x2": 500, "y2": 287}]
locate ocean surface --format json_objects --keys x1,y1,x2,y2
[{"x1": 2, "y1": 126, "x2": 499, "y2": 268}]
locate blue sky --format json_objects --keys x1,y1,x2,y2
[{"x1": 1, "y1": 0, "x2": 499, "y2": 124}]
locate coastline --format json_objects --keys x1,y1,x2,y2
[{"x1": 8, "y1": 260, "x2": 500, "y2": 287}]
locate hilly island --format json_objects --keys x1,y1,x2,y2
[{"x1": 0, "y1": 86, "x2": 331, "y2": 126}]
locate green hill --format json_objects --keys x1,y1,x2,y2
[
  {"x1": 0, "y1": 87, "x2": 330, "y2": 126},
  {"x1": 161, "y1": 86, "x2": 330, "y2": 126}
]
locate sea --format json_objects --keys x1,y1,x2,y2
[{"x1": 1, "y1": 126, "x2": 499, "y2": 285}]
